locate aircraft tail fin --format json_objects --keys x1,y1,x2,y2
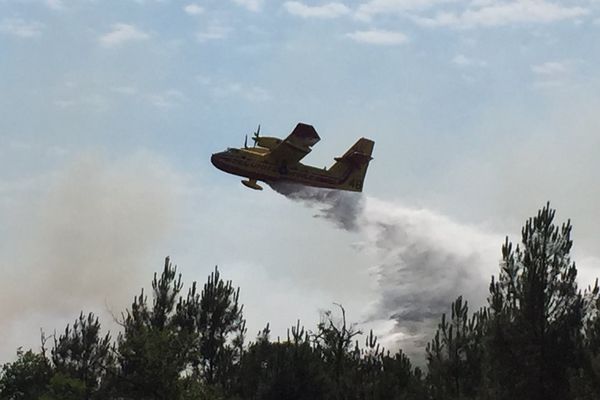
[{"x1": 328, "y1": 138, "x2": 374, "y2": 192}]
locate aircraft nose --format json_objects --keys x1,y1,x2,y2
[{"x1": 211, "y1": 153, "x2": 223, "y2": 170}]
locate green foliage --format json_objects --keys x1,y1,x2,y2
[
  {"x1": 573, "y1": 280, "x2": 600, "y2": 397},
  {"x1": 179, "y1": 266, "x2": 246, "y2": 388},
  {"x1": 0, "y1": 348, "x2": 52, "y2": 400},
  {"x1": 486, "y1": 203, "x2": 583, "y2": 400},
  {"x1": 116, "y1": 257, "x2": 192, "y2": 400},
  {"x1": 583, "y1": 280, "x2": 600, "y2": 355},
  {"x1": 426, "y1": 297, "x2": 487, "y2": 400},
  {"x1": 314, "y1": 305, "x2": 362, "y2": 399},
  {"x1": 50, "y1": 312, "x2": 114, "y2": 399},
  {"x1": 235, "y1": 311, "x2": 424, "y2": 400},
  {"x1": 4, "y1": 203, "x2": 600, "y2": 400},
  {"x1": 237, "y1": 322, "x2": 329, "y2": 400},
  {"x1": 40, "y1": 373, "x2": 86, "y2": 400},
  {"x1": 351, "y1": 330, "x2": 424, "y2": 400},
  {"x1": 115, "y1": 260, "x2": 246, "y2": 399}
]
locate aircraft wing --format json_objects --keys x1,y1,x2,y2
[{"x1": 266, "y1": 123, "x2": 321, "y2": 165}]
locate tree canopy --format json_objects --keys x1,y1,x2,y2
[{"x1": 1, "y1": 203, "x2": 599, "y2": 400}]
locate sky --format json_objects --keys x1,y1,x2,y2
[{"x1": 1, "y1": 0, "x2": 600, "y2": 363}]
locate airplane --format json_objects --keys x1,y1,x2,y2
[{"x1": 211, "y1": 122, "x2": 374, "y2": 192}]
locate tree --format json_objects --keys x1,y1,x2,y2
[
  {"x1": 236, "y1": 321, "x2": 329, "y2": 400},
  {"x1": 426, "y1": 297, "x2": 487, "y2": 400},
  {"x1": 583, "y1": 280, "x2": 600, "y2": 355},
  {"x1": 571, "y1": 280, "x2": 600, "y2": 398},
  {"x1": 486, "y1": 203, "x2": 583, "y2": 400},
  {"x1": 0, "y1": 348, "x2": 52, "y2": 400},
  {"x1": 379, "y1": 350, "x2": 425, "y2": 400},
  {"x1": 180, "y1": 266, "x2": 246, "y2": 390},
  {"x1": 116, "y1": 257, "x2": 193, "y2": 400},
  {"x1": 313, "y1": 304, "x2": 362, "y2": 400},
  {"x1": 48, "y1": 312, "x2": 114, "y2": 400},
  {"x1": 351, "y1": 329, "x2": 423, "y2": 400},
  {"x1": 116, "y1": 260, "x2": 246, "y2": 399}
]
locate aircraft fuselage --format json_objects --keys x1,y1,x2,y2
[
  {"x1": 210, "y1": 148, "x2": 352, "y2": 189},
  {"x1": 212, "y1": 123, "x2": 373, "y2": 192}
]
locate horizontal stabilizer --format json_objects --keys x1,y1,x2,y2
[
  {"x1": 328, "y1": 137, "x2": 375, "y2": 192},
  {"x1": 335, "y1": 151, "x2": 373, "y2": 167}
]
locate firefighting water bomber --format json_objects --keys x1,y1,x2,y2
[{"x1": 211, "y1": 123, "x2": 374, "y2": 192}]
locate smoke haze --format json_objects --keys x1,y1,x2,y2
[
  {"x1": 3, "y1": 162, "x2": 594, "y2": 364},
  {"x1": 0, "y1": 151, "x2": 184, "y2": 361}
]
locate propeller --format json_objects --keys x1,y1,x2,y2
[
  {"x1": 244, "y1": 134, "x2": 248, "y2": 149},
  {"x1": 252, "y1": 124, "x2": 261, "y2": 147}
]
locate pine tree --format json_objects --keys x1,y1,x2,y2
[
  {"x1": 426, "y1": 297, "x2": 487, "y2": 400},
  {"x1": 0, "y1": 348, "x2": 52, "y2": 400},
  {"x1": 314, "y1": 304, "x2": 362, "y2": 400},
  {"x1": 236, "y1": 321, "x2": 328, "y2": 400},
  {"x1": 571, "y1": 280, "x2": 600, "y2": 398},
  {"x1": 486, "y1": 203, "x2": 583, "y2": 400},
  {"x1": 193, "y1": 266, "x2": 246, "y2": 389},
  {"x1": 49, "y1": 312, "x2": 114, "y2": 400},
  {"x1": 116, "y1": 257, "x2": 193, "y2": 400}
]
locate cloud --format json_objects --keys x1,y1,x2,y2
[
  {"x1": 195, "y1": 75, "x2": 213, "y2": 85},
  {"x1": 531, "y1": 59, "x2": 579, "y2": 88},
  {"x1": 131, "y1": 0, "x2": 170, "y2": 4},
  {"x1": 53, "y1": 94, "x2": 109, "y2": 112},
  {"x1": 111, "y1": 86, "x2": 138, "y2": 96},
  {"x1": 210, "y1": 81, "x2": 271, "y2": 102},
  {"x1": 346, "y1": 29, "x2": 409, "y2": 45},
  {"x1": 0, "y1": 18, "x2": 44, "y2": 38},
  {"x1": 184, "y1": 3, "x2": 204, "y2": 15},
  {"x1": 45, "y1": 0, "x2": 64, "y2": 10},
  {"x1": 99, "y1": 23, "x2": 150, "y2": 47},
  {"x1": 284, "y1": 0, "x2": 588, "y2": 27},
  {"x1": 198, "y1": 75, "x2": 271, "y2": 102},
  {"x1": 148, "y1": 89, "x2": 186, "y2": 108},
  {"x1": 414, "y1": 1, "x2": 588, "y2": 28},
  {"x1": 531, "y1": 60, "x2": 570, "y2": 75},
  {"x1": 232, "y1": 0, "x2": 264, "y2": 12},
  {"x1": 356, "y1": 0, "x2": 449, "y2": 20},
  {"x1": 284, "y1": 2, "x2": 351, "y2": 18},
  {"x1": 452, "y1": 54, "x2": 487, "y2": 67},
  {"x1": 196, "y1": 25, "x2": 231, "y2": 42}
]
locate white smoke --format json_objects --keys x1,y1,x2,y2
[
  {"x1": 0, "y1": 151, "x2": 184, "y2": 361},
  {"x1": 270, "y1": 183, "x2": 501, "y2": 358}
]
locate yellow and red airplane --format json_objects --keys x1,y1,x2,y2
[{"x1": 211, "y1": 123, "x2": 374, "y2": 192}]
